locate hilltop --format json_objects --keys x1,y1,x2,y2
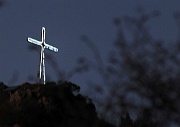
[{"x1": 0, "y1": 81, "x2": 114, "y2": 127}]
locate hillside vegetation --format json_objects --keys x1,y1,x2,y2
[{"x1": 0, "y1": 81, "x2": 114, "y2": 127}]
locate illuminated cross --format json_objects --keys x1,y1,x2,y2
[{"x1": 27, "y1": 27, "x2": 58, "y2": 84}]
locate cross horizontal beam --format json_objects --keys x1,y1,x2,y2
[
  {"x1": 27, "y1": 37, "x2": 42, "y2": 46},
  {"x1": 45, "y1": 43, "x2": 58, "y2": 52}
]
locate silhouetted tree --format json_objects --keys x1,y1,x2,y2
[
  {"x1": 119, "y1": 112, "x2": 133, "y2": 127},
  {"x1": 78, "y1": 8, "x2": 180, "y2": 126}
]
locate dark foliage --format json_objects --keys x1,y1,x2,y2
[
  {"x1": 118, "y1": 112, "x2": 159, "y2": 127},
  {"x1": 0, "y1": 81, "x2": 113, "y2": 127},
  {"x1": 0, "y1": 0, "x2": 5, "y2": 7},
  {"x1": 77, "y1": 8, "x2": 180, "y2": 126}
]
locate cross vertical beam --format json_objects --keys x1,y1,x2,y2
[{"x1": 27, "y1": 27, "x2": 58, "y2": 84}]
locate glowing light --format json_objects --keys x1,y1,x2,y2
[
  {"x1": 27, "y1": 27, "x2": 58, "y2": 84},
  {"x1": 27, "y1": 37, "x2": 42, "y2": 46},
  {"x1": 45, "y1": 43, "x2": 58, "y2": 52}
]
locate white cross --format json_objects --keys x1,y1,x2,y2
[{"x1": 27, "y1": 27, "x2": 58, "y2": 84}]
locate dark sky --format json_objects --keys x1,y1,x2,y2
[{"x1": 0, "y1": 0, "x2": 180, "y2": 94}]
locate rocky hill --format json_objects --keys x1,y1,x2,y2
[{"x1": 0, "y1": 81, "x2": 114, "y2": 127}]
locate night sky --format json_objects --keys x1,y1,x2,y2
[{"x1": 0, "y1": 0, "x2": 180, "y2": 95}]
